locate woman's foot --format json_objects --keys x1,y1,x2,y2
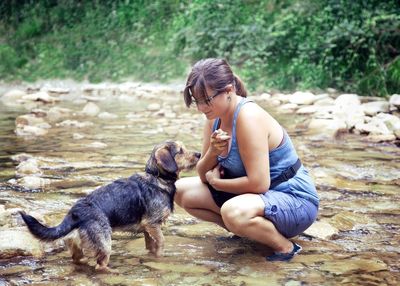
[{"x1": 266, "y1": 242, "x2": 302, "y2": 262}]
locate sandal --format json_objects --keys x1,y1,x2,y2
[{"x1": 266, "y1": 242, "x2": 302, "y2": 262}]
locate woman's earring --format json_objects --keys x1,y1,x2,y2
[{"x1": 227, "y1": 96, "x2": 231, "y2": 101}]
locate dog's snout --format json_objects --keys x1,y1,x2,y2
[{"x1": 195, "y1": 152, "x2": 201, "y2": 159}]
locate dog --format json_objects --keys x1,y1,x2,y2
[{"x1": 20, "y1": 141, "x2": 200, "y2": 272}]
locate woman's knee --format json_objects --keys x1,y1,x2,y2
[
  {"x1": 174, "y1": 177, "x2": 208, "y2": 209},
  {"x1": 220, "y1": 195, "x2": 266, "y2": 235}
]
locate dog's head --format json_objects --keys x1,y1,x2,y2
[{"x1": 145, "y1": 141, "x2": 200, "y2": 181}]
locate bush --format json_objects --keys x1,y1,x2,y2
[{"x1": 0, "y1": 0, "x2": 399, "y2": 96}]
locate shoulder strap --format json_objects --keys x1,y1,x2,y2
[{"x1": 232, "y1": 98, "x2": 253, "y2": 144}]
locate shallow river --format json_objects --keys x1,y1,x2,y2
[{"x1": 0, "y1": 85, "x2": 399, "y2": 285}]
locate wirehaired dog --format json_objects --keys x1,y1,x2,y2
[{"x1": 20, "y1": 141, "x2": 200, "y2": 272}]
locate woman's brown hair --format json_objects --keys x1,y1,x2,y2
[{"x1": 183, "y1": 58, "x2": 247, "y2": 107}]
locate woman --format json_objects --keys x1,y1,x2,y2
[{"x1": 175, "y1": 58, "x2": 319, "y2": 261}]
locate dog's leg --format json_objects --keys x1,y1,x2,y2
[
  {"x1": 79, "y1": 219, "x2": 116, "y2": 272},
  {"x1": 144, "y1": 225, "x2": 164, "y2": 257},
  {"x1": 65, "y1": 231, "x2": 88, "y2": 265},
  {"x1": 144, "y1": 231, "x2": 155, "y2": 253}
]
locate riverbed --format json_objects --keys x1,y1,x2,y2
[{"x1": 0, "y1": 82, "x2": 399, "y2": 285}]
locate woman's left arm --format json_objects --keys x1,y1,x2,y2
[{"x1": 206, "y1": 104, "x2": 271, "y2": 194}]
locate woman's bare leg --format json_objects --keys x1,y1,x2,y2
[
  {"x1": 175, "y1": 176, "x2": 227, "y2": 229},
  {"x1": 220, "y1": 194, "x2": 293, "y2": 253}
]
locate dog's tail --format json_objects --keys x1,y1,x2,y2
[{"x1": 19, "y1": 211, "x2": 79, "y2": 241}]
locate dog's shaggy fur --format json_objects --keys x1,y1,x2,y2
[{"x1": 20, "y1": 141, "x2": 200, "y2": 272}]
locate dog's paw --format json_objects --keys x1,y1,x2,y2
[{"x1": 95, "y1": 264, "x2": 119, "y2": 274}]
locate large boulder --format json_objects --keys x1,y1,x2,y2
[{"x1": 0, "y1": 229, "x2": 44, "y2": 259}]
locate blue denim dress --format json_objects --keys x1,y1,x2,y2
[{"x1": 210, "y1": 97, "x2": 319, "y2": 238}]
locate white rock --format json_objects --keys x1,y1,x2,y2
[
  {"x1": 43, "y1": 87, "x2": 70, "y2": 94},
  {"x1": 81, "y1": 102, "x2": 100, "y2": 116},
  {"x1": 16, "y1": 159, "x2": 42, "y2": 176},
  {"x1": 15, "y1": 114, "x2": 46, "y2": 126},
  {"x1": 98, "y1": 112, "x2": 118, "y2": 119},
  {"x1": 289, "y1": 91, "x2": 316, "y2": 105},
  {"x1": 278, "y1": 103, "x2": 298, "y2": 113},
  {"x1": 355, "y1": 118, "x2": 392, "y2": 135},
  {"x1": 296, "y1": 106, "x2": 317, "y2": 114},
  {"x1": 0, "y1": 229, "x2": 44, "y2": 258},
  {"x1": 303, "y1": 220, "x2": 338, "y2": 240},
  {"x1": 10, "y1": 176, "x2": 51, "y2": 189},
  {"x1": 375, "y1": 113, "x2": 400, "y2": 133},
  {"x1": 147, "y1": 103, "x2": 161, "y2": 111},
  {"x1": 72, "y1": 133, "x2": 85, "y2": 140},
  {"x1": 255, "y1": 93, "x2": 271, "y2": 101},
  {"x1": 314, "y1": 97, "x2": 335, "y2": 106},
  {"x1": 334, "y1": 93, "x2": 360, "y2": 107},
  {"x1": 56, "y1": 120, "x2": 94, "y2": 128},
  {"x1": 308, "y1": 118, "x2": 347, "y2": 138},
  {"x1": 362, "y1": 101, "x2": 390, "y2": 116},
  {"x1": 365, "y1": 134, "x2": 396, "y2": 142},
  {"x1": 389, "y1": 94, "x2": 400, "y2": 108},
  {"x1": 10, "y1": 153, "x2": 34, "y2": 162},
  {"x1": 273, "y1": 93, "x2": 292, "y2": 104},
  {"x1": 1, "y1": 89, "x2": 27, "y2": 104},
  {"x1": 47, "y1": 106, "x2": 72, "y2": 122},
  {"x1": 15, "y1": 125, "x2": 48, "y2": 137},
  {"x1": 22, "y1": 91, "x2": 59, "y2": 103}
]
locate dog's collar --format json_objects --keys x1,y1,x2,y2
[{"x1": 145, "y1": 166, "x2": 178, "y2": 182}]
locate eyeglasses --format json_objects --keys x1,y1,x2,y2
[{"x1": 191, "y1": 91, "x2": 223, "y2": 106}]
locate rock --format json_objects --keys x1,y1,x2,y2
[
  {"x1": 1, "y1": 89, "x2": 26, "y2": 106},
  {"x1": 15, "y1": 114, "x2": 46, "y2": 126},
  {"x1": 389, "y1": 94, "x2": 400, "y2": 109},
  {"x1": 81, "y1": 102, "x2": 100, "y2": 117},
  {"x1": 354, "y1": 122, "x2": 390, "y2": 135},
  {"x1": 308, "y1": 118, "x2": 347, "y2": 138},
  {"x1": 303, "y1": 220, "x2": 338, "y2": 239},
  {"x1": 0, "y1": 229, "x2": 44, "y2": 258},
  {"x1": 98, "y1": 112, "x2": 118, "y2": 119},
  {"x1": 289, "y1": 91, "x2": 316, "y2": 105},
  {"x1": 56, "y1": 120, "x2": 94, "y2": 128},
  {"x1": 314, "y1": 97, "x2": 335, "y2": 106},
  {"x1": 43, "y1": 87, "x2": 70, "y2": 95},
  {"x1": 16, "y1": 159, "x2": 42, "y2": 177},
  {"x1": 335, "y1": 93, "x2": 360, "y2": 107},
  {"x1": 15, "y1": 125, "x2": 48, "y2": 137},
  {"x1": 72, "y1": 133, "x2": 85, "y2": 140},
  {"x1": 334, "y1": 94, "x2": 365, "y2": 129},
  {"x1": 278, "y1": 103, "x2": 298, "y2": 113},
  {"x1": 22, "y1": 91, "x2": 59, "y2": 103},
  {"x1": 364, "y1": 134, "x2": 396, "y2": 142},
  {"x1": 254, "y1": 93, "x2": 271, "y2": 101},
  {"x1": 10, "y1": 153, "x2": 33, "y2": 162},
  {"x1": 9, "y1": 176, "x2": 51, "y2": 189},
  {"x1": 375, "y1": 112, "x2": 400, "y2": 133},
  {"x1": 147, "y1": 103, "x2": 161, "y2": 111},
  {"x1": 361, "y1": 101, "x2": 390, "y2": 116},
  {"x1": 273, "y1": 93, "x2": 292, "y2": 104},
  {"x1": 47, "y1": 106, "x2": 72, "y2": 122},
  {"x1": 296, "y1": 106, "x2": 317, "y2": 114}
]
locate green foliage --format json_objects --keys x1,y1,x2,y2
[{"x1": 0, "y1": 0, "x2": 399, "y2": 96}]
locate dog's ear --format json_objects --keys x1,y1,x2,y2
[{"x1": 155, "y1": 147, "x2": 178, "y2": 174}]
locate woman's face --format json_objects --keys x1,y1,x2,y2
[{"x1": 194, "y1": 87, "x2": 226, "y2": 119}]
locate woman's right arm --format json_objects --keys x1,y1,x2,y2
[{"x1": 196, "y1": 120, "x2": 228, "y2": 183}]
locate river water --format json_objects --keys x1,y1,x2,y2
[{"x1": 0, "y1": 85, "x2": 399, "y2": 285}]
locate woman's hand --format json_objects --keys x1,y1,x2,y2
[
  {"x1": 209, "y1": 129, "x2": 230, "y2": 156},
  {"x1": 205, "y1": 165, "x2": 222, "y2": 186}
]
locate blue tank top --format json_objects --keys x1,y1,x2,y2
[{"x1": 212, "y1": 97, "x2": 319, "y2": 206}]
